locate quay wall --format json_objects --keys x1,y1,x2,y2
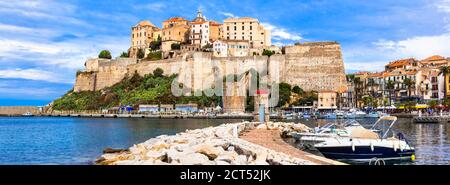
[
  {"x1": 74, "y1": 42, "x2": 346, "y2": 93},
  {"x1": 0, "y1": 106, "x2": 40, "y2": 116}
]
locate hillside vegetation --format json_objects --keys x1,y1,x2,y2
[{"x1": 52, "y1": 68, "x2": 221, "y2": 111}]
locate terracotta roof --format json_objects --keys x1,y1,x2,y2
[
  {"x1": 367, "y1": 72, "x2": 383, "y2": 78},
  {"x1": 405, "y1": 70, "x2": 418, "y2": 75},
  {"x1": 135, "y1": 20, "x2": 157, "y2": 28},
  {"x1": 191, "y1": 21, "x2": 207, "y2": 25},
  {"x1": 386, "y1": 58, "x2": 416, "y2": 68},
  {"x1": 164, "y1": 17, "x2": 188, "y2": 22},
  {"x1": 209, "y1": 21, "x2": 222, "y2": 26},
  {"x1": 319, "y1": 90, "x2": 337, "y2": 93},
  {"x1": 423, "y1": 55, "x2": 445, "y2": 61}
]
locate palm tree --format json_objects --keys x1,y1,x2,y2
[
  {"x1": 439, "y1": 66, "x2": 450, "y2": 98},
  {"x1": 403, "y1": 78, "x2": 415, "y2": 97},
  {"x1": 354, "y1": 77, "x2": 362, "y2": 108},
  {"x1": 386, "y1": 80, "x2": 395, "y2": 106}
]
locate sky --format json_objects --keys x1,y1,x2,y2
[{"x1": 0, "y1": 0, "x2": 449, "y2": 106}]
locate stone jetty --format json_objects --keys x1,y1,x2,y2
[{"x1": 96, "y1": 121, "x2": 344, "y2": 165}]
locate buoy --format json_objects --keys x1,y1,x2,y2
[
  {"x1": 411, "y1": 154, "x2": 416, "y2": 161},
  {"x1": 351, "y1": 141, "x2": 355, "y2": 152},
  {"x1": 370, "y1": 142, "x2": 374, "y2": 152}
]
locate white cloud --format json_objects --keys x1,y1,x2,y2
[
  {"x1": 372, "y1": 33, "x2": 450, "y2": 60},
  {"x1": 436, "y1": 0, "x2": 450, "y2": 13},
  {"x1": 0, "y1": 23, "x2": 55, "y2": 35},
  {"x1": 0, "y1": 68, "x2": 71, "y2": 83},
  {"x1": 219, "y1": 12, "x2": 238, "y2": 18},
  {"x1": 261, "y1": 22, "x2": 302, "y2": 41},
  {"x1": 134, "y1": 2, "x2": 166, "y2": 11}
]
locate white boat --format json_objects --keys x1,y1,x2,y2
[
  {"x1": 366, "y1": 112, "x2": 380, "y2": 118},
  {"x1": 335, "y1": 111, "x2": 345, "y2": 119},
  {"x1": 355, "y1": 111, "x2": 367, "y2": 118},
  {"x1": 293, "y1": 120, "x2": 364, "y2": 144},
  {"x1": 314, "y1": 116, "x2": 415, "y2": 162},
  {"x1": 345, "y1": 112, "x2": 356, "y2": 119},
  {"x1": 323, "y1": 112, "x2": 337, "y2": 119},
  {"x1": 22, "y1": 112, "x2": 34, "y2": 117}
]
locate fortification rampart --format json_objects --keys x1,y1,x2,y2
[{"x1": 73, "y1": 42, "x2": 346, "y2": 93}]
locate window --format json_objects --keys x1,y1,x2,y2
[
  {"x1": 242, "y1": 26, "x2": 244, "y2": 30},
  {"x1": 227, "y1": 26, "x2": 229, "y2": 31},
  {"x1": 250, "y1": 26, "x2": 252, "y2": 30},
  {"x1": 234, "y1": 26, "x2": 236, "y2": 31},
  {"x1": 250, "y1": 36, "x2": 252, "y2": 41}
]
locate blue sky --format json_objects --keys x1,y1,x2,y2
[{"x1": 0, "y1": 0, "x2": 449, "y2": 106}]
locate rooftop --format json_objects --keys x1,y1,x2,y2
[
  {"x1": 386, "y1": 58, "x2": 416, "y2": 68},
  {"x1": 164, "y1": 17, "x2": 188, "y2": 22}
]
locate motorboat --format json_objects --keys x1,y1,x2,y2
[
  {"x1": 335, "y1": 111, "x2": 345, "y2": 119},
  {"x1": 314, "y1": 116, "x2": 415, "y2": 163},
  {"x1": 292, "y1": 120, "x2": 364, "y2": 144},
  {"x1": 366, "y1": 112, "x2": 380, "y2": 118},
  {"x1": 344, "y1": 112, "x2": 356, "y2": 119},
  {"x1": 355, "y1": 111, "x2": 367, "y2": 118},
  {"x1": 323, "y1": 112, "x2": 337, "y2": 119}
]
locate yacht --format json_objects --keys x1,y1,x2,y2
[
  {"x1": 355, "y1": 111, "x2": 367, "y2": 118},
  {"x1": 22, "y1": 112, "x2": 34, "y2": 117}
]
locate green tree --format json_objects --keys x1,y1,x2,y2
[
  {"x1": 277, "y1": 82, "x2": 292, "y2": 107},
  {"x1": 386, "y1": 80, "x2": 395, "y2": 106},
  {"x1": 403, "y1": 78, "x2": 415, "y2": 97},
  {"x1": 292, "y1": 85, "x2": 304, "y2": 94},
  {"x1": 171, "y1": 43, "x2": 181, "y2": 50},
  {"x1": 98, "y1": 50, "x2": 112, "y2": 59},
  {"x1": 137, "y1": 48, "x2": 145, "y2": 59},
  {"x1": 119, "y1": 52, "x2": 129, "y2": 58},
  {"x1": 146, "y1": 51, "x2": 162, "y2": 61},
  {"x1": 262, "y1": 49, "x2": 275, "y2": 57},
  {"x1": 153, "y1": 68, "x2": 164, "y2": 77},
  {"x1": 150, "y1": 36, "x2": 162, "y2": 51},
  {"x1": 428, "y1": 100, "x2": 438, "y2": 109},
  {"x1": 439, "y1": 66, "x2": 450, "y2": 98}
]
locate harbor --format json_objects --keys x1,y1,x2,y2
[{"x1": 1, "y1": 115, "x2": 448, "y2": 165}]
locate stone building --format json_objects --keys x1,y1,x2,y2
[
  {"x1": 222, "y1": 17, "x2": 271, "y2": 48},
  {"x1": 161, "y1": 17, "x2": 190, "y2": 52},
  {"x1": 129, "y1": 20, "x2": 161, "y2": 58},
  {"x1": 190, "y1": 10, "x2": 210, "y2": 47},
  {"x1": 213, "y1": 40, "x2": 250, "y2": 57},
  {"x1": 318, "y1": 90, "x2": 338, "y2": 110}
]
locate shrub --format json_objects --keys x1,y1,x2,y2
[
  {"x1": 153, "y1": 68, "x2": 164, "y2": 77},
  {"x1": 171, "y1": 43, "x2": 181, "y2": 50},
  {"x1": 98, "y1": 50, "x2": 112, "y2": 59},
  {"x1": 120, "y1": 52, "x2": 129, "y2": 58},
  {"x1": 147, "y1": 51, "x2": 162, "y2": 61},
  {"x1": 137, "y1": 48, "x2": 145, "y2": 59}
]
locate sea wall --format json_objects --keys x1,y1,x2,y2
[
  {"x1": 0, "y1": 106, "x2": 40, "y2": 116},
  {"x1": 96, "y1": 121, "x2": 320, "y2": 165},
  {"x1": 73, "y1": 42, "x2": 346, "y2": 93}
]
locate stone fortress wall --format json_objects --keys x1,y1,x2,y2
[{"x1": 73, "y1": 42, "x2": 346, "y2": 94}]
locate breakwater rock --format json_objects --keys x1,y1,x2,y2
[{"x1": 96, "y1": 121, "x2": 317, "y2": 165}]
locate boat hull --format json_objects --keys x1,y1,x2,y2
[{"x1": 316, "y1": 146, "x2": 415, "y2": 161}]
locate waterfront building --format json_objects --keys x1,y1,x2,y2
[
  {"x1": 318, "y1": 90, "x2": 338, "y2": 110},
  {"x1": 222, "y1": 17, "x2": 271, "y2": 48},
  {"x1": 420, "y1": 55, "x2": 449, "y2": 68},
  {"x1": 385, "y1": 58, "x2": 418, "y2": 72},
  {"x1": 175, "y1": 104, "x2": 199, "y2": 112}
]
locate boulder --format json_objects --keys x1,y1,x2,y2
[
  {"x1": 103, "y1": 148, "x2": 129, "y2": 154},
  {"x1": 231, "y1": 155, "x2": 248, "y2": 165},
  {"x1": 256, "y1": 124, "x2": 268, "y2": 130},
  {"x1": 195, "y1": 145, "x2": 224, "y2": 160},
  {"x1": 179, "y1": 153, "x2": 212, "y2": 165},
  {"x1": 215, "y1": 151, "x2": 239, "y2": 163}
]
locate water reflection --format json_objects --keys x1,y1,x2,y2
[{"x1": 286, "y1": 118, "x2": 450, "y2": 165}]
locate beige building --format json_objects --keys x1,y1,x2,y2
[
  {"x1": 131, "y1": 20, "x2": 161, "y2": 48},
  {"x1": 213, "y1": 40, "x2": 250, "y2": 57},
  {"x1": 222, "y1": 17, "x2": 271, "y2": 48},
  {"x1": 162, "y1": 17, "x2": 190, "y2": 43},
  {"x1": 318, "y1": 90, "x2": 338, "y2": 110},
  {"x1": 209, "y1": 21, "x2": 222, "y2": 42},
  {"x1": 130, "y1": 21, "x2": 161, "y2": 58}
]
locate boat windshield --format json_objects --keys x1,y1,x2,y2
[{"x1": 370, "y1": 116, "x2": 397, "y2": 139}]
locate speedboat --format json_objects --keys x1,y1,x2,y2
[
  {"x1": 314, "y1": 116, "x2": 415, "y2": 163},
  {"x1": 292, "y1": 120, "x2": 364, "y2": 144},
  {"x1": 302, "y1": 113, "x2": 312, "y2": 119}
]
